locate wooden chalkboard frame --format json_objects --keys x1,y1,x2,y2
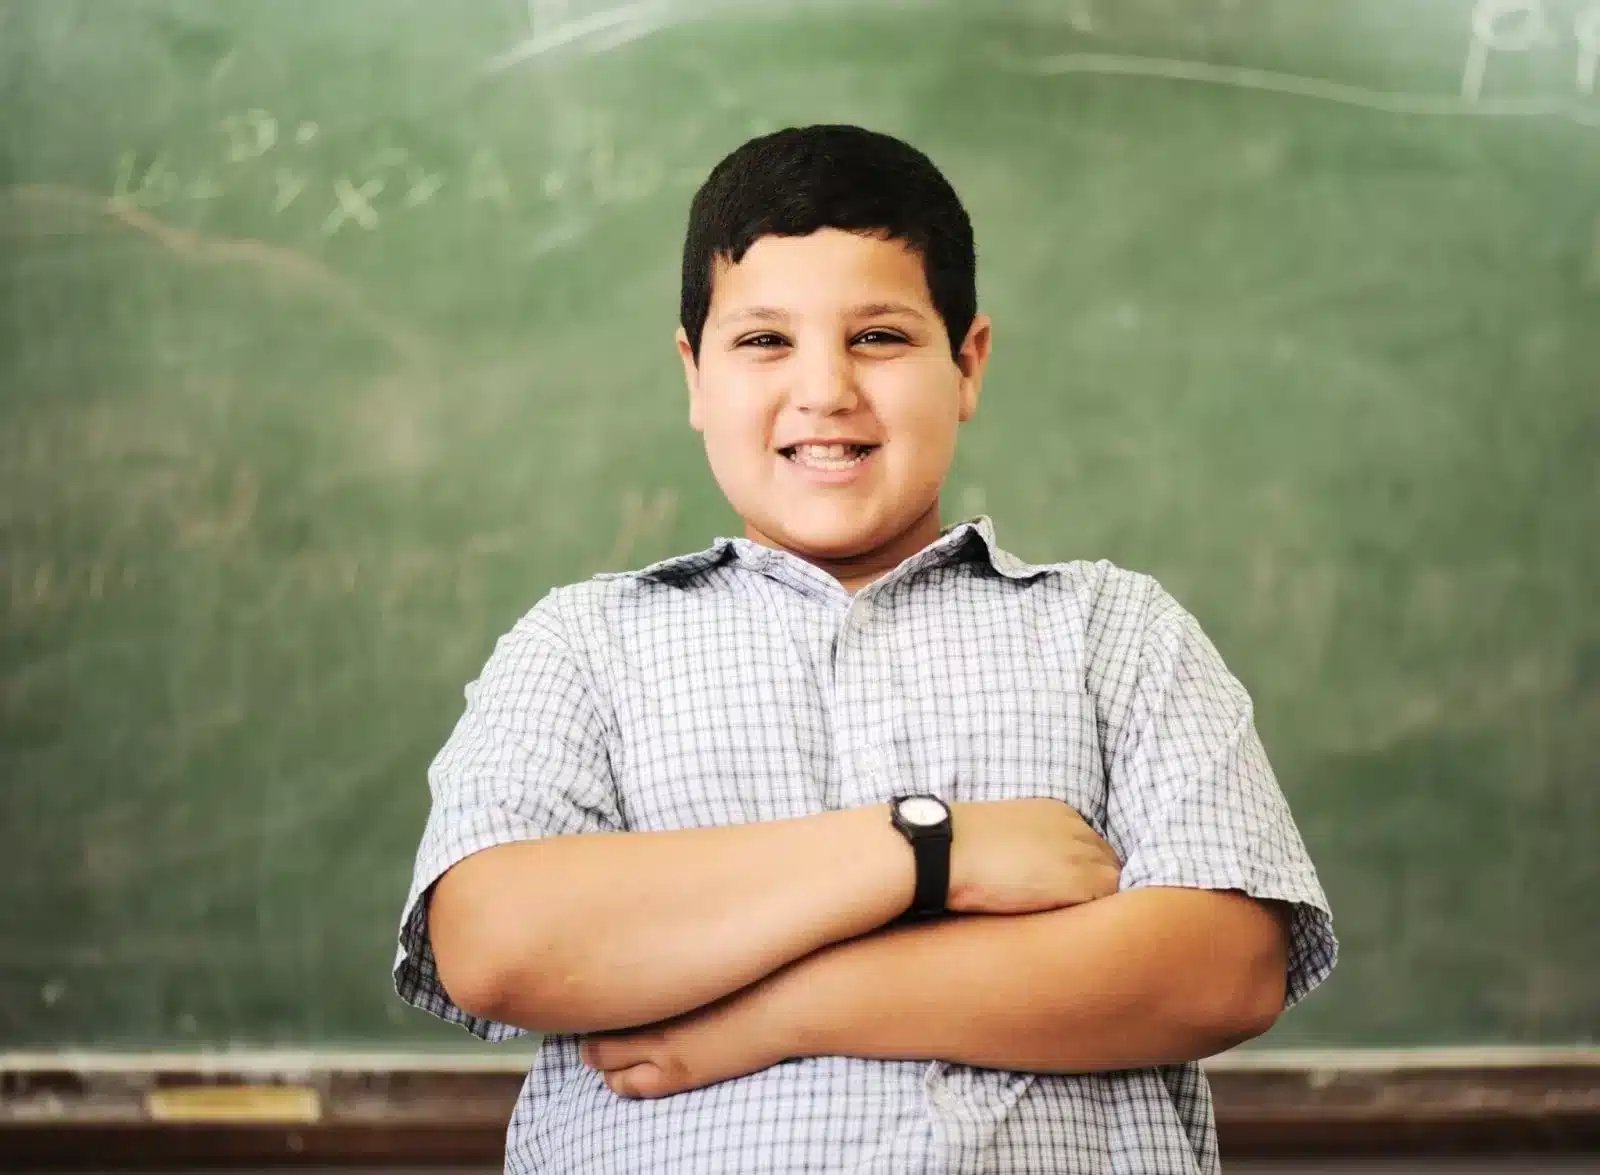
[{"x1": 2, "y1": 1048, "x2": 1597, "y2": 1165}]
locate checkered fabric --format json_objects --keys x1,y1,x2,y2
[{"x1": 396, "y1": 516, "x2": 1336, "y2": 1173}]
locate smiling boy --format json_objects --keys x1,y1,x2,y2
[{"x1": 396, "y1": 125, "x2": 1336, "y2": 1174}]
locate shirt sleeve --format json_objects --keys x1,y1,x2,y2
[
  {"x1": 393, "y1": 588, "x2": 621, "y2": 1041},
  {"x1": 1094, "y1": 571, "x2": 1337, "y2": 1009}
]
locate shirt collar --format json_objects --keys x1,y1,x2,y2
[{"x1": 606, "y1": 515, "x2": 1047, "y2": 593}]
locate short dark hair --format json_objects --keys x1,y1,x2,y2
[{"x1": 679, "y1": 124, "x2": 976, "y2": 361}]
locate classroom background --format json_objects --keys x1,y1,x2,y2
[{"x1": 1, "y1": 0, "x2": 1595, "y2": 1168}]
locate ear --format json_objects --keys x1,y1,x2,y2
[
  {"x1": 955, "y1": 314, "x2": 992, "y2": 423},
  {"x1": 676, "y1": 326, "x2": 704, "y2": 433}
]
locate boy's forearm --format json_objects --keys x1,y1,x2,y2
[
  {"x1": 771, "y1": 887, "x2": 1289, "y2": 1073},
  {"x1": 429, "y1": 804, "x2": 913, "y2": 1034}
]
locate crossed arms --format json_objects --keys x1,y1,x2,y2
[{"x1": 427, "y1": 799, "x2": 1290, "y2": 1099}]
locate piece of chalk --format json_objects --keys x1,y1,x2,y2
[{"x1": 145, "y1": 1083, "x2": 322, "y2": 1124}]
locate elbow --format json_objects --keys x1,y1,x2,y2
[
  {"x1": 429, "y1": 891, "x2": 519, "y2": 1023},
  {"x1": 427, "y1": 866, "x2": 566, "y2": 1027},
  {"x1": 434, "y1": 946, "x2": 512, "y2": 1025},
  {"x1": 1181, "y1": 966, "x2": 1283, "y2": 1058},
  {"x1": 433, "y1": 914, "x2": 584, "y2": 1029},
  {"x1": 437, "y1": 950, "x2": 583, "y2": 1031},
  {"x1": 1203, "y1": 933, "x2": 1290, "y2": 1049},
  {"x1": 424, "y1": 845, "x2": 634, "y2": 1032},
  {"x1": 428, "y1": 879, "x2": 603, "y2": 1032},
  {"x1": 1218, "y1": 897, "x2": 1293, "y2": 1045},
  {"x1": 1223, "y1": 966, "x2": 1286, "y2": 1043}
]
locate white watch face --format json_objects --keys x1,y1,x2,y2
[{"x1": 898, "y1": 796, "x2": 947, "y2": 827}]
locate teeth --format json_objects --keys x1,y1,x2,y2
[{"x1": 790, "y1": 443, "x2": 870, "y2": 470}]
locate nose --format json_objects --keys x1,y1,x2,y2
[{"x1": 789, "y1": 340, "x2": 858, "y2": 416}]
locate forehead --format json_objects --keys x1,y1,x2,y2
[{"x1": 709, "y1": 229, "x2": 934, "y2": 319}]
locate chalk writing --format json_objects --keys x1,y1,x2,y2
[
  {"x1": 485, "y1": 2, "x2": 661, "y2": 73},
  {"x1": 1017, "y1": 49, "x2": 1600, "y2": 127},
  {"x1": 1577, "y1": 5, "x2": 1600, "y2": 93},
  {"x1": 109, "y1": 65, "x2": 678, "y2": 238},
  {"x1": 1461, "y1": 0, "x2": 1600, "y2": 103},
  {"x1": 113, "y1": 107, "x2": 473, "y2": 232},
  {"x1": 113, "y1": 152, "x2": 180, "y2": 209},
  {"x1": 1008, "y1": 0, "x2": 1600, "y2": 129},
  {"x1": 1463, "y1": 0, "x2": 1545, "y2": 101},
  {"x1": 220, "y1": 109, "x2": 278, "y2": 162},
  {"x1": 7, "y1": 557, "x2": 138, "y2": 618},
  {"x1": 271, "y1": 168, "x2": 306, "y2": 214},
  {"x1": 402, "y1": 166, "x2": 445, "y2": 208},
  {"x1": 209, "y1": 51, "x2": 237, "y2": 89},
  {"x1": 321, "y1": 176, "x2": 384, "y2": 235}
]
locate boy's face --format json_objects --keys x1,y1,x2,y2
[{"x1": 678, "y1": 229, "x2": 991, "y2": 567}]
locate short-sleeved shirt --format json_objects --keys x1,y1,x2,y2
[{"x1": 395, "y1": 516, "x2": 1336, "y2": 1174}]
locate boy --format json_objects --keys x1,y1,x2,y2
[{"x1": 396, "y1": 125, "x2": 1336, "y2": 1174}]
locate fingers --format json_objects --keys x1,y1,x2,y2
[
  {"x1": 1061, "y1": 807, "x2": 1122, "y2": 871},
  {"x1": 601, "y1": 1061, "x2": 676, "y2": 1099},
  {"x1": 580, "y1": 1033, "x2": 649, "y2": 1071},
  {"x1": 1052, "y1": 851, "x2": 1121, "y2": 906},
  {"x1": 1087, "y1": 860, "x2": 1122, "y2": 901},
  {"x1": 597, "y1": 1055, "x2": 697, "y2": 1099},
  {"x1": 951, "y1": 796, "x2": 1125, "y2": 915},
  {"x1": 582, "y1": 1034, "x2": 695, "y2": 1100}
]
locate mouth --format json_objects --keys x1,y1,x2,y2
[{"x1": 777, "y1": 442, "x2": 880, "y2": 471}]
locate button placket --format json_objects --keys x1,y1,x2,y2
[
  {"x1": 860, "y1": 591, "x2": 903, "y2": 804},
  {"x1": 832, "y1": 602, "x2": 868, "y2": 806},
  {"x1": 835, "y1": 593, "x2": 894, "y2": 807}
]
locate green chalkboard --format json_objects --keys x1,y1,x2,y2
[{"x1": 1, "y1": 0, "x2": 1596, "y2": 1050}]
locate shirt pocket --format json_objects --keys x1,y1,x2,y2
[{"x1": 894, "y1": 685, "x2": 1108, "y2": 835}]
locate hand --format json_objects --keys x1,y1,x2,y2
[
  {"x1": 579, "y1": 972, "x2": 797, "y2": 1100},
  {"x1": 947, "y1": 798, "x2": 1121, "y2": 915}
]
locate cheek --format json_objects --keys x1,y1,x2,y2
[
  {"x1": 875, "y1": 369, "x2": 962, "y2": 455},
  {"x1": 696, "y1": 374, "x2": 776, "y2": 464},
  {"x1": 704, "y1": 401, "x2": 772, "y2": 454}
]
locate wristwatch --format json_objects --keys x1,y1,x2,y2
[{"x1": 890, "y1": 794, "x2": 953, "y2": 919}]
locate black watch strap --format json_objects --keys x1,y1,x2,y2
[
  {"x1": 910, "y1": 832, "x2": 950, "y2": 918},
  {"x1": 891, "y1": 795, "x2": 952, "y2": 918}
]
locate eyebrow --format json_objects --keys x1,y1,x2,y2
[
  {"x1": 717, "y1": 307, "x2": 788, "y2": 326},
  {"x1": 848, "y1": 301, "x2": 926, "y2": 320},
  {"x1": 716, "y1": 302, "x2": 928, "y2": 327}
]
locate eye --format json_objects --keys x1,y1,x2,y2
[
  {"x1": 735, "y1": 332, "x2": 789, "y2": 349},
  {"x1": 854, "y1": 329, "x2": 909, "y2": 347}
]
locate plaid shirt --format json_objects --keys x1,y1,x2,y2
[{"x1": 396, "y1": 516, "x2": 1336, "y2": 1174}]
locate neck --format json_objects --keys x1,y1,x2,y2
[{"x1": 747, "y1": 501, "x2": 945, "y2": 595}]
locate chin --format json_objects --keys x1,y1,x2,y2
[
  {"x1": 780, "y1": 529, "x2": 879, "y2": 560},
  {"x1": 759, "y1": 509, "x2": 895, "y2": 561}
]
